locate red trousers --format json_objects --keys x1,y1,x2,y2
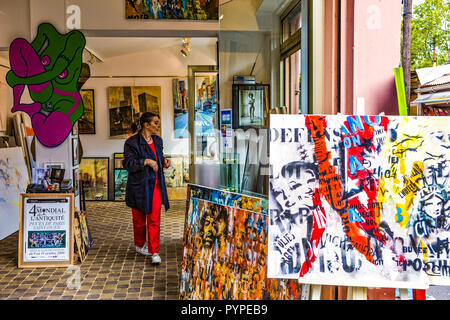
[{"x1": 131, "y1": 183, "x2": 162, "y2": 254}]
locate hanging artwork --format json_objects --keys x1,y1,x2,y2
[
  {"x1": 0, "y1": 147, "x2": 29, "y2": 240},
  {"x1": 78, "y1": 89, "x2": 95, "y2": 134},
  {"x1": 79, "y1": 157, "x2": 109, "y2": 201},
  {"x1": 108, "y1": 86, "x2": 161, "y2": 138},
  {"x1": 173, "y1": 79, "x2": 188, "y2": 139},
  {"x1": 5, "y1": 23, "x2": 86, "y2": 147},
  {"x1": 268, "y1": 115, "x2": 450, "y2": 288},
  {"x1": 125, "y1": 0, "x2": 219, "y2": 20},
  {"x1": 232, "y1": 84, "x2": 269, "y2": 129},
  {"x1": 180, "y1": 184, "x2": 304, "y2": 300}
]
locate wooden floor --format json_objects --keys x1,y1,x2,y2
[{"x1": 0, "y1": 200, "x2": 186, "y2": 300}]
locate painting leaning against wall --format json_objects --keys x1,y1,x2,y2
[
  {"x1": 268, "y1": 114, "x2": 449, "y2": 288},
  {"x1": 180, "y1": 184, "x2": 305, "y2": 300}
]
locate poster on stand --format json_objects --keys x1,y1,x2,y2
[
  {"x1": 19, "y1": 194, "x2": 74, "y2": 268},
  {"x1": 268, "y1": 115, "x2": 449, "y2": 288}
]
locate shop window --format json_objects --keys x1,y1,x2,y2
[{"x1": 280, "y1": 0, "x2": 302, "y2": 115}]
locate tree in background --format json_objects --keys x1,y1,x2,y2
[{"x1": 409, "y1": 0, "x2": 449, "y2": 69}]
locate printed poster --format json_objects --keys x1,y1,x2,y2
[
  {"x1": 269, "y1": 115, "x2": 449, "y2": 288},
  {"x1": 23, "y1": 197, "x2": 71, "y2": 262}
]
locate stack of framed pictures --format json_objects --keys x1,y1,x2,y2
[
  {"x1": 79, "y1": 157, "x2": 109, "y2": 201},
  {"x1": 113, "y1": 153, "x2": 127, "y2": 201}
]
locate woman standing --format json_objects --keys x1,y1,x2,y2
[{"x1": 123, "y1": 112, "x2": 170, "y2": 264}]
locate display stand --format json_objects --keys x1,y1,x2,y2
[{"x1": 18, "y1": 193, "x2": 74, "y2": 268}]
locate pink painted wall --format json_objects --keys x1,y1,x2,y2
[{"x1": 341, "y1": 0, "x2": 402, "y2": 115}]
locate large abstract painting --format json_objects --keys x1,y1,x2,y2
[
  {"x1": 269, "y1": 115, "x2": 449, "y2": 288},
  {"x1": 180, "y1": 184, "x2": 305, "y2": 300},
  {"x1": 108, "y1": 86, "x2": 161, "y2": 138},
  {"x1": 126, "y1": 0, "x2": 219, "y2": 20},
  {"x1": 0, "y1": 147, "x2": 29, "y2": 240}
]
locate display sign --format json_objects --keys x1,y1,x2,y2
[
  {"x1": 19, "y1": 193, "x2": 74, "y2": 268},
  {"x1": 220, "y1": 109, "x2": 233, "y2": 149},
  {"x1": 268, "y1": 115, "x2": 449, "y2": 288}
]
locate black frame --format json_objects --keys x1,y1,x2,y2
[
  {"x1": 232, "y1": 84, "x2": 270, "y2": 129},
  {"x1": 79, "y1": 89, "x2": 96, "y2": 134}
]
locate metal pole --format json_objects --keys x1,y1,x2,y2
[{"x1": 402, "y1": 0, "x2": 413, "y2": 111}]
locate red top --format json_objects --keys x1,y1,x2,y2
[{"x1": 148, "y1": 142, "x2": 159, "y2": 185}]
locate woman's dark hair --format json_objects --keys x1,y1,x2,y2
[{"x1": 131, "y1": 112, "x2": 160, "y2": 133}]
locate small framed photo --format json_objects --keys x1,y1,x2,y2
[{"x1": 232, "y1": 84, "x2": 270, "y2": 129}]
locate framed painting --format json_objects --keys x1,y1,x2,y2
[
  {"x1": 232, "y1": 84, "x2": 269, "y2": 129},
  {"x1": 173, "y1": 78, "x2": 188, "y2": 139},
  {"x1": 114, "y1": 153, "x2": 124, "y2": 169},
  {"x1": 79, "y1": 157, "x2": 109, "y2": 201},
  {"x1": 18, "y1": 193, "x2": 74, "y2": 268},
  {"x1": 125, "y1": 0, "x2": 219, "y2": 20},
  {"x1": 108, "y1": 86, "x2": 161, "y2": 138},
  {"x1": 78, "y1": 89, "x2": 95, "y2": 134},
  {"x1": 114, "y1": 169, "x2": 128, "y2": 202},
  {"x1": 269, "y1": 114, "x2": 449, "y2": 288}
]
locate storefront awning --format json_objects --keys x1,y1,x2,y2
[{"x1": 411, "y1": 91, "x2": 450, "y2": 104}]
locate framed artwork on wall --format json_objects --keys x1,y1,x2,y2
[
  {"x1": 125, "y1": 0, "x2": 219, "y2": 20},
  {"x1": 232, "y1": 84, "x2": 270, "y2": 129},
  {"x1": 173, "y1": 79, "x2": 188, "y2": 139},
  {"x1": 78, "y1": 89, "x2": 95, "y2": 134},
  {"x1": 114, "y1": 169, "x2": 128, "y2": 202},
  {"x1": 113, "y1": 153, "x2": 124, "y2": 169},
  {"x1": 108, "y1": 86, "x2": 161, "y2": 138},
  {"x1": 79, "y1": 157, "x2": 109, "y2": 201}
]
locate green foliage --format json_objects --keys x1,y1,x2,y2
[{"x1": 410, "y1": 0, "x2": 450, "y2": 69}]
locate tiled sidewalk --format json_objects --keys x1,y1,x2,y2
[{"x1": 0, "y1": 200, "x2": 186, "y2": 300}]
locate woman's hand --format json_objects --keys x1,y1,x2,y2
[
  {"x1": 144, "y1": 159, "x2": 158, "y2": 172},
  {"x1": 164, "y1": 158, "x2": 171, "y2": 168}
]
